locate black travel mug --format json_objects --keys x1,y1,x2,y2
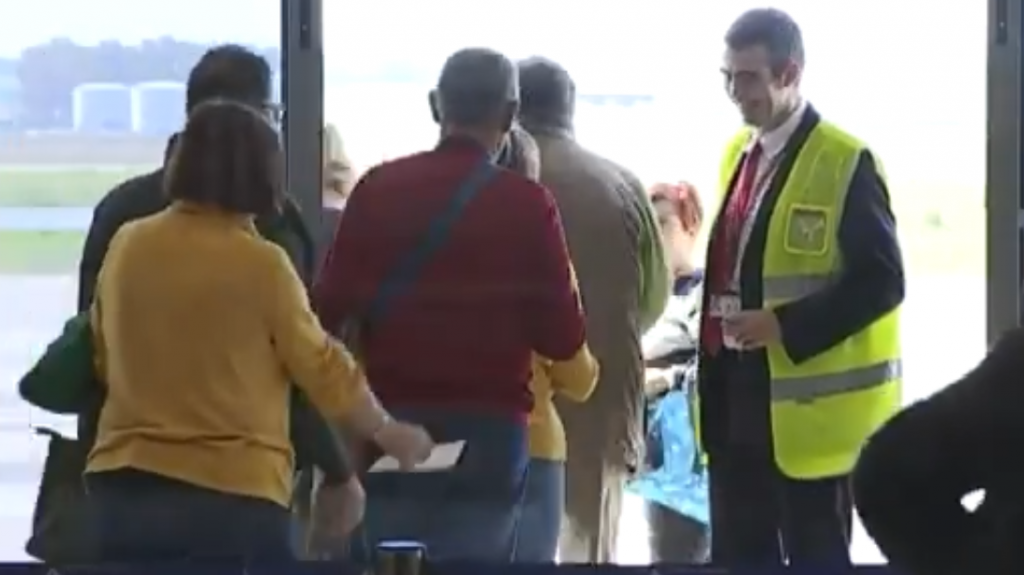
[{"x1": 374, "y1": 540, "x2": 426, "y2": 575}]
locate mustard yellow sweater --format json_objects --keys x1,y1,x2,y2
[
  {"x1": 527, "y1": 266, "x2": 598, "y2": 460},
  {"x1": 88, "y1": 203, "x2": 365, "y2": 506},
  {"x1": 528, "y1": 350, "x2": 597, "y2": 460}
]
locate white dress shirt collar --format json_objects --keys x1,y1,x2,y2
[{"x1": 749, "y1": 99, "x2": 807, "y2": 159}]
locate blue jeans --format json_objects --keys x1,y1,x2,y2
[
  {"x1": 356, "y1": 408, "x2": 528, "y2": 562},
  {"x1": 514, "y1": 458, "x2": 564, "y2": 562}
]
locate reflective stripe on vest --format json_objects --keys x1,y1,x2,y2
[
  {"x1": 773, "y1": 359, "x2": 901, "y2": 402},
  {"x1": 763, "y1": 273, "x2": 833, "y2": 301},
  {"x1": 763, "y1": 271, "x2": 900, "y2": 402}
]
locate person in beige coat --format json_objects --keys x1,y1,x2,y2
[
  {"x1": 518, "y1": 56, "x2": 670, "y2": 563},
  {"x1": 322, "y1": 123, "x2": 356, "y2": 210}
]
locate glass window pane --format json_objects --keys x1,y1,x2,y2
[
  {"x1": 0, "y1": 0, "x2": 280, "y2": 559},
  {"x1": 326, "y1": 0, "x2": 984, "y2": 565}
]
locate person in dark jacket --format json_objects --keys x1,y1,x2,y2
[
  {"x1": 73, "y1": 45, "x2": 362, "y2": 554},
  {"x1": 699, "y1": 8, "x2": 904, "y2": 567},
  {"x1": 854, "y1": 327, "x2": 1024, "y2": 575}
]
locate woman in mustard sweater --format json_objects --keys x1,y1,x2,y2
[
  {"x1": 85, "y1": 100, "x2": 433, "y2": 562},
  {"x1": 497, "y1": 126, "x2": 599, "y2": 562}
]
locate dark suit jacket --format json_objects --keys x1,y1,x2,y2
[
  {"x1": 854, "y1": 328, "x2": 1024, "y2": 575},
  {"x1": 77, "y1": 167, "x2": 351, "y2": 483},
  {"x1": 698, "y1": 106, "x2": 905, "y2": 453}
]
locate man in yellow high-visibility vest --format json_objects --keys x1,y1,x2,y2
[{"x1": 698, "y1": 7, "x2": 905, "y2": 567}]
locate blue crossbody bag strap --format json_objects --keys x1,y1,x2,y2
[{"x1": 364, "y1": 157, "x2": 497, "y2": 325}]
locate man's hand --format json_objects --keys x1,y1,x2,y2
[
  {"x1": 644, "y1": 371, "x2": 672, "y2": 398},
  {"x1": 723, "y1": 310, "x2": 782, "y2": 349},
  {"x1": 308, "y1": 475, "x2": 365, "y2": 555},
  {"x1": 373, "y1": 420, "x2": 434, "y2": 469}
]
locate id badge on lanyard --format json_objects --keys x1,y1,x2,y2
[{"x1": 709, "y1": 292, "x2": 743, "y2": 350}]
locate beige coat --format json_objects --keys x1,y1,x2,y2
[{"x1": 532, "y1": 130, "x2": 668, "y2": 560}]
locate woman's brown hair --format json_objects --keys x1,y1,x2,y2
[{"x1": 165, "y1": 99, "x2": 283, "y2": 215}]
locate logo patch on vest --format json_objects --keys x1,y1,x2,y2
[{"x1": 784, "y1": 205, "x2": 829, "y2": 255}]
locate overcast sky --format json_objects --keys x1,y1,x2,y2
[
  {"x1": 0, "y1": 0, "x2": 985, "y2": 95},
  {"x1": 0, "y1": 0, "x2": 988, "y2": 187}
]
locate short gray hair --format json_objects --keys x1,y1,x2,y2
[{"x1": 434, "y1": 47, "x2": 518, "y2": 126}]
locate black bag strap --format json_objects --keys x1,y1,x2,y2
[{"x1": 364, "y1": 157, "x2": 497, "y2": 325}]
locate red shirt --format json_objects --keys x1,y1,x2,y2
[{"x1": 313, "y1": 137, "x2": 585, "y2": 418}]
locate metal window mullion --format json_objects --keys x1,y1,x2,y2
[
  {"x1": 281, "y1": 0, "x2": 325, "y2": 246},
  {"x1": 987, "y1": 0, "x2": 1022, "y2": 343}
]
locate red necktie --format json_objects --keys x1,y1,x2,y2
[{"x1": 702, "y1": 142, "x2": 763, "y2": 355}]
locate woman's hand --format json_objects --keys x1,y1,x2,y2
[
  {"x1": 373, "y1": 420, "x2": 434, "y2": 469},
  {"x1": 323, "y1": 160, "x2": 354, "y2": 209},
  {"x1": 308, "y1": 475, "x2": 365, "y2": 555},
  {"x1": 644, "y1": 370, "x2": 673, "y2": 398}
]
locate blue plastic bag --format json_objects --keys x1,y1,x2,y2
[{"x1": 626, "y1": 367, "x2": 709, "y2": 526}]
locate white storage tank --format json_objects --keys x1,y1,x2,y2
[
  {"x1": 72, "y1": 82, "x2": 132, "y2": 133},
  {"x1": 132, "y1": 81, "x2": 186, "y2": 137},
  {"x1": 0, "y1": 75, "x2": 19, "y2": 127}
]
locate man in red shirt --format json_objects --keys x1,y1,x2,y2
[{"x1": 313, "y1": 47, "x2": 590, "y2": 562}]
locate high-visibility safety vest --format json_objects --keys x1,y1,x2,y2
[{"x1": 714, "y1": 120, "x2": 902, "y2": 479}]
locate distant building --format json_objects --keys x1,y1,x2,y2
[
  {"x1": 132, "y1": 81, "x2": 186, "y2": 137},
  {"x1": 72, "y1": 82, "x2": 133, "y2": 133}
]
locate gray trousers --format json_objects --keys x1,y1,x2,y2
[{"x1": 558, "y1": 455, "x2": 626, "y2": 563}]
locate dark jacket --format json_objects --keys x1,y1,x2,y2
[
  {"x1": 77, "y1": 167, "x2": 351, "y2": 483},
  {"x1": 698, "y1": 106, "x2": 905, "y2": 452},
  {"x1": 854, "y1": 327, "x2": 1024, "y2": 575}
]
